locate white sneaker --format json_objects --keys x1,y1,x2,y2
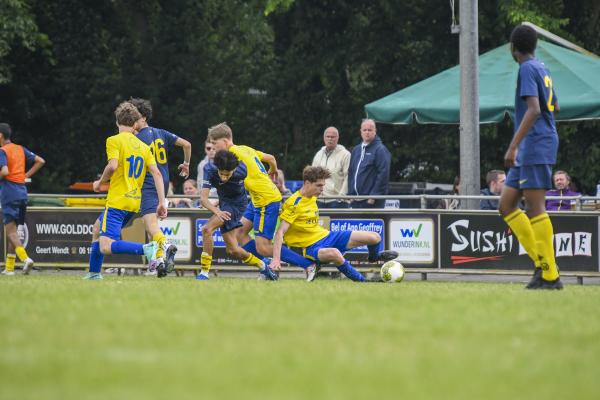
[
  {"x1": 306, "y1": 264, "x2": 320, "y2": 282},
  {"x1": 23, "y1": 258, "x2": 34, "y2": 275},
  {"x1": 144, "y1": 269, "x2": 157, "y2": 276},
  {"x1": 105, "y1": 268, "x2": 118, "y2": 274},
  {"x1": 1, "y1": 269, "x2": 15, "y2": 276}
]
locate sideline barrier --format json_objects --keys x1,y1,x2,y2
[{"x1": 2, "y1": 207, "x2": 599, "y2": 277}]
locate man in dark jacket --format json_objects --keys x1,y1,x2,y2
[
  {"x1": 347, "y1": 119, "x2": 391, "y2": 208},
  {"x1": 480, "y1": 170, "x2": 506, "y2": 210}
]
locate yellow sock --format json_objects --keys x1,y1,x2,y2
[
  {"x1": 5, "y1": 254, "x2": 16, "y2": 273},
  {"x1": 200, "y1": 252, "x2": 212, "y2": 274},
  {"x1": 152, "y1": 232, "x2": 166, "y2": 259},
  {"x1": 243, "y1": 253, "x2": 264, "y2": 269},
  {"x1": 530, "y1": 213, "x2": 559, "y2": 281},
  {"x1": 15, "y1": 246, "x2": 28, "y2": 262},
  {"x1": 503, "y1": 209, "x2": 540, "y2": 267}
]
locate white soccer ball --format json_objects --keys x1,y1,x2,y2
[{"x1": 381, "y1": 260, "x2": 405, "y2": 283}]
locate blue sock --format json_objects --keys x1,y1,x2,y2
[
  {"x1": 89, "y1": 241, "x2": 104, "y2": 273},
  {"x1": 242, "y1": 240, "x2": 268, "y2": 263},
  {"x1": 337, "y1": 261, "x2": 365, "y2": 282},
  {"x1": 111, "y1": 240, "x2": 144, "y2": 255},
  {"x1": 367, "y1": 243, "x2": 380, "y2": 260},
  {"x1": 281, "y1": 246, "x2": 312, "y2": 269}
]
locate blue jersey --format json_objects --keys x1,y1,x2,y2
[
  {"x1": 136, "y1": 126, "x2": 179, "y2": 193},
  {"x1": 203, "y1": 162, "x2": 248, "y2": 206},
  {"x1": 0, "y1": 146, "x2": 36, "y2": 205},
  {"x1": 514, "y1": 58, "x2": 558, "y2": 166}
]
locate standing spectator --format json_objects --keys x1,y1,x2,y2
[
  {"x1": 176, "y1": 179, "x2": 201, "y2": 208},
  {"x1": 312, "y1": 126, "x2": 350, "y2": 208},
  {"x1": 546, "y1": 170, "x2": 580, "y2": 211},
  {"x1": 196, "y1": 140, "x2": 216, "y2": 190},
  {"x1": 0, "y1": 123, "x2": 45, "y2": 275},
  {"x1": 347, "y1": 119, "x2": 391, "y2": 208},
  {"x1": 271, "y1": 168, "x2": 292, "y2": 196},
  {"x1": 480, "y1": 170, "x2": 506, "y2": 210}
]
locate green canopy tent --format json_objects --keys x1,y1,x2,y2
[{"x1": 365, "y1": 40, "x2": 600, "y2": 124}]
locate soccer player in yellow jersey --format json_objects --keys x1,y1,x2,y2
[
  {"x1": 270, "y1": 166, "x2": 398, "y2": 282},
  {"x1": 84, "y1": 102, "x2": 168, "y2": 280},
  {"x1": 208, "y1": 123, "x2": 313, "y2": 280}
]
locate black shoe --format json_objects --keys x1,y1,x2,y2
[
  {"x1": 368, "y1": 250, "x2": 399, "y2": 263},
  {"x1": 525, "y1": 268, "x2": 543, "y2": 289},
  {"x1": 538, "y1": 277, "x2": 564, "y2": 290},
  {"x1": 165, "y1": 245, "x2": 178, "y2": 273},
  {"x1": 156, "y1": 262, "x2": 168, "y2": 278}
]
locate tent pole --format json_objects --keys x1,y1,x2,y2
[{"x1": 459, "y1": 0, "x2": 480, "y2": 209}]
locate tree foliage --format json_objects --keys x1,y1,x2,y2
[{"x1": 1, "y1": 0, "x2": 599, "y2": 194}]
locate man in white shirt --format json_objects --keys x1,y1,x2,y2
[{"x1": 312, "y1": 126, "x2": 350, "y2": 208}]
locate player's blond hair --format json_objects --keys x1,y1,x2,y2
[
  {"x1": 207, "y1": 122, "x2": 232, "y2": 141},
  {"x1": 302, "y1": 166, "x2": 331, "y2": 183},
  {"x1": 115, "y1": 102, "x2": 142, "y2": 127}
]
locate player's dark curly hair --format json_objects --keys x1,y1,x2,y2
[
  {"x1": 214, "y1": 150, "x2": 239, "y2": 171},
  {"x1": 302, "y1": 166, "x2": 331, "y2": 182},
  {"x1": 0, "y1": 123, "x2": 12, "y2": 140},
  {"x1": 128, "y1": 97, "x2": 153, "y2": 120},
  {"x1": 510, "y1": 25, "x2": 537, "y2": 54}
]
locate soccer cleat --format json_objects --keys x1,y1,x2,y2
[
  {"x1": 306, "y1": 263, "x2": 321, "y2": 282},
  {"x1": 144, "y1": 269, "x2": 157, "y2": 276},
  {"x1": 143, "y1": 241, "x2": 159, "y2": 262},
  {"x1": 368, "y1": 250, "x2": 399, "y2": 263},
  {"x1": 22, "y1": 258, "x2": 34, "y2": 275},
  {"x1": 259, "y1": 265, "x2": 278, "y2": 281},
  {"x1": 165, "y1": 244, "x2": 178, "y2": 273},
  {"x1": 83, "y1": 272, "x2": 103, "y2": 280},
  {"x1": 156, "y1": 262, "x2": 168, "y2": 278},
  {"x1": 537, "y1": 277, "x2": 564, "y2": 290},
  {"x1": 525, "y1": 268, "x2": 543, "y2": 289},
  {"x1": 1, "y1": 269, "x2": 15, "y2": 276},
  {"x1": 196, "y1": 274, "x2": 209, "y2": 281}
]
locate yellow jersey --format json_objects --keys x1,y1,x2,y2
[
  {"x1": 105, "y1": 132, "x2": 156, "y2": 212},
  {"x1": 229, "y1": 145, "x2": 281, "y2": 207},
  {"x1": 280, "y1": 190, "x2": 329, "y2": 248}
]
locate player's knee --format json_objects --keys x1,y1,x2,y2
[
  {"x1": 256, "y1": 241, "x2": 271, "y2": 256},
  {"x1": 369, "y1": 232, "x2": 381, "y2": 244},
  {"x1": 201, "y1": 224, "x2": 214, "y2": 236},
  {"x1": 99, "y1": 241, "x2": 112, "y2": 255},
  {"x1": 323, "y1": 248, "x2": 344, "y2": 264}
]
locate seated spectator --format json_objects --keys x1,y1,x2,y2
[
  {"x1": 176, "y1": 179, "x2": 201, "y2": 208},
  {"x1": 546, "y1": 170, "x2": 580, "y2": 211},
  {"x1": 271, "y1": 169, "x2": 292, "y2": 196},
  {"x1": 440, "y1": 176, "x2": 460, "y2": 210},
  {"x1": 480, "y1": 170, "x2": 506, "y2": 210}
]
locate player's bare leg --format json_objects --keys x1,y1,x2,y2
[
  {"x1": 317, "y1": 247, "x2": 365, "y2": 282},
  {"x1": 346, "y1": 231, "x2": 398, "y2": 263}
]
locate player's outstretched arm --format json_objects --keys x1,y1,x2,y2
[
  {"x1": 504, "y1": 96, "x2": 541, "y2": 168},
  {"x1": 260, "y1": 152, "x2": 278, "y2": 180},
  {"x1": 175, "y1": 137, "x2": 192, "y2": 178},
  {"x1": 269, "y1": 221, "x2": 290, "y2": 271},
  {"x1": 25, "y1": 155, "x2": 45, "y2": 179},
  {"x1": 93, "y1": 159, "x2": 118, "y2": 192},
  {"x1": 148, "y1": 164, "x2": 168, "y2": 219}
]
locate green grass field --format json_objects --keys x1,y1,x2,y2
[{"x1": 1, "y1": 275, "x2": 599, "y2": 400}]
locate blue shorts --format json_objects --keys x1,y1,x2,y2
[
  {"x1": 242, "y1": 201, "x2": 280, "y2": 240},
  {"x1": 506, "y1": 165, "x2": 553, "y2": 190},
  {"x1": 2, "y1": 199, "x2": 27, "y2": 225},
  {"x1": 98, "y1": 207, "x2": 136, "y2": 240},
  {"x1": 220, "y1": 201, "x2": 246, "y2": 234},
  {"x1": 140, "y1": 188, "x2": 159, "y2": 216},
  {"x1": 303, "y1": 231, "x2": 352, "y2": 262}
]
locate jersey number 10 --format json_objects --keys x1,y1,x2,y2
[{"x1": 126, "y1": 155, "x2": 144, "y2": 178}]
